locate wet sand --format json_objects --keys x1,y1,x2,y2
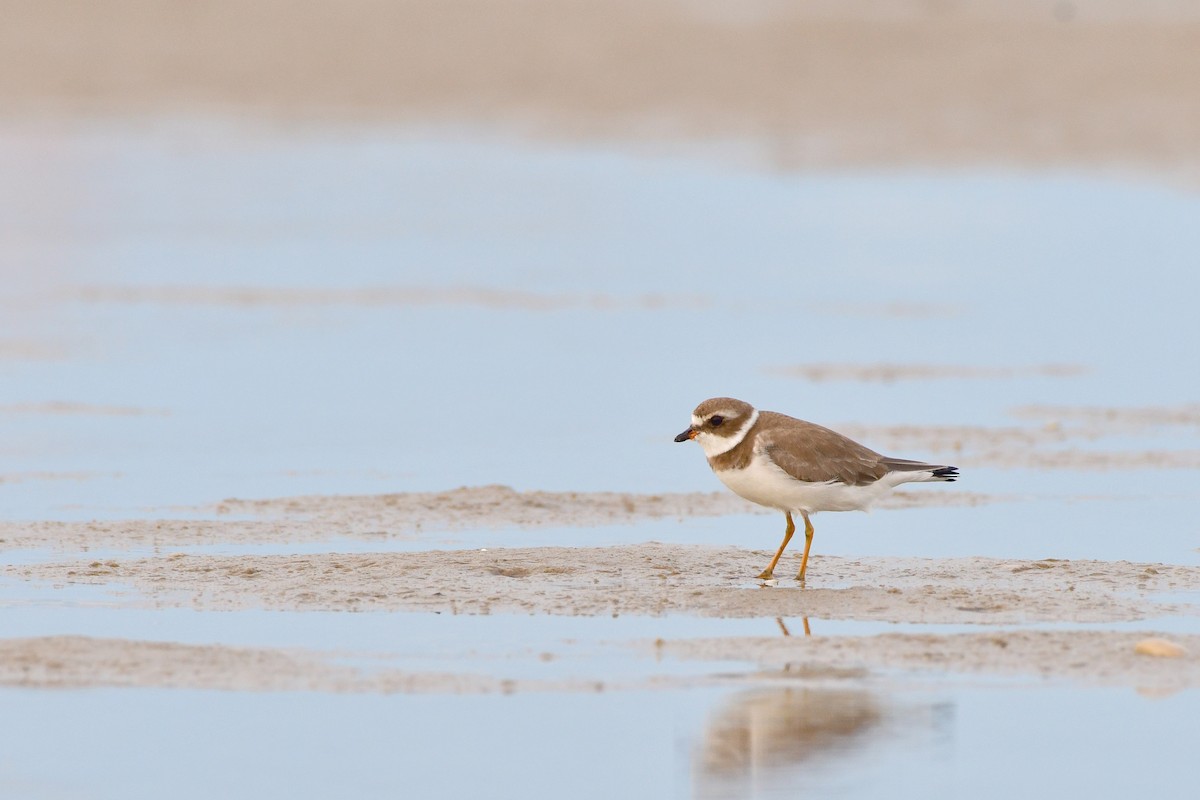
[
  {"x1": 0, "y1": 401, "x2": 170, "y2": 417},
  {"x1": 1, "y1": 627, "x2": 1195, "y2": 694},
  {"x1": 73, "y1": 284, "x2": 711, "y2": 312},
  {"x1": 6, "y1": 538, "x2": 1200, "y2": 694},
  {"x1": 767, "y1": 363, "x2": 1088, "y2": 383},
  {"x1": 14, "y1": 542, "x2": 1197, "y2": 624},
  {"x1": 0, "y1": 634, "x2": 626, "y2": 694},
  {"x1": 3, "y1": 1, "x2": 1200, "y2": 178},
  {"x1": 0, "y1": 486, "x2": 998, "y2": 551},
  {"x1": 667, "y1": 629, "x2": 1200, "y2": 693},
  {"x1": 6, "y1": 481, "x2": 1197, "y2": 694}
]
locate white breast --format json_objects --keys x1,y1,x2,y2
[{"x1": 713, "y1": 451, "x2": 898, "y2": 514}]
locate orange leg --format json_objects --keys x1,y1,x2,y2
[
  {"x1": 756, "y1": 511, "x2": 794, "y2": 580},
  {"x1": 796, "y1": 511, "x2": 815, "y2": 583}
]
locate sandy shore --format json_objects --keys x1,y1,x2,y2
[
  {"x1": 2, "y1": 0, "x2": 1199, "y2": 177},
  {"x1": 1, "y1": 628, "x2": 1195, "y2": 694},
  {"x1": 13, "y1": 544, "x2": 1197, "y2": 623},
  {"x1": 0, "y1": 485, "x2": 1000, "y2": 552},
  {"x1": 767, "y1": 363, "x2": 1088, "y2": 383},
  {"x1": 71, "y1": 285, "x2": 712, "y2": 312},
  {"x1": 667, "y1": 629, "x2": 1200, "y2": 693},
  {"x1": 4, "y1": 488, "x2": 1199, "y2": 693},
  {"x1": 0, "y1": 635, "x2": 612, "y2": 693}
]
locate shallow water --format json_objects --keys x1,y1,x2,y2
[
  {"x1": 3, "y1": 123, "x2": 1200, "y2": 516},
  {"x1": 3, "y1": 119, "x2": 1200, "y2": 798},
  {"x1": 0, "y1": 683, "x2": 1196, "y2": 800}
]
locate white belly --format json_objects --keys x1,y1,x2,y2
[{"x1": 714, "y1": 455, "x2": 898, "y2": 513}]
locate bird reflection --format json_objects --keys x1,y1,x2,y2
[
  {"x1": 694, "y1": 687, "x2": 882, "y2": 798},
  {"x1": 775, "y1": 617, "x2": 810, "y2": 637}
]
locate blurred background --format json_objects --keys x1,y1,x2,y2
[{"x1": 1, "y1": 0, "x2": 1198, "y2": 550}]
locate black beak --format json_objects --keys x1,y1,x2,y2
[{"x1": 674, "y1": 427, "x2": 697, "y2": 443}]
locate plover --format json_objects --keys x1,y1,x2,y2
[{"x1": 675, "y1": 397, "x2": 958, "y2": 582}]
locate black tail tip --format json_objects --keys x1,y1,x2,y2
[{"x1": 933, "y1": 466, "x2": 959, "y2": 481}]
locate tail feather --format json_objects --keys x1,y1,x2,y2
[
  {"x1": 930, "y1": 466, "x2": 959, "y2": 482},
  {"x1": 882, "y1": 457, "x2": 959, "y2": 482}
]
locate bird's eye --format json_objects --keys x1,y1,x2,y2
[{"x1": 710, "y1": 415, "x2": 724, "y2": 427}]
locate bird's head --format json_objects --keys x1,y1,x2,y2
[{"x1": 674, "y1": 397, "x2": 758, "y2": 457}]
